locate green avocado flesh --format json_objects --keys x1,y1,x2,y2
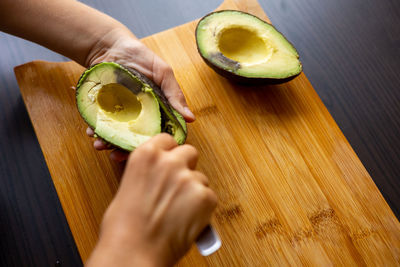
[
  {"x1": 76, "y1": 62, "x2": 187, "y2": 151},
  {"x1": 196, "y1": 10, "x2": 302, "y2": 83}
]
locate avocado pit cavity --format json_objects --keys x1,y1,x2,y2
[
  {"x1": 218, "y1": 27, "x2": 273, "y2": 66},
  {"x1": 97, "y1": 83, "x2": 142, "y2": 122}
]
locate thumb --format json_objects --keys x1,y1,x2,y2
[{"x1": 161, "y1": 72, "x2": 195, "y2": 122}]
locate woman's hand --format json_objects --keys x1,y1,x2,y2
[
  {"x1": 86, "y1": 28, "x2": 195, "y2": 122},
  {"x1": 86, "y1": 134, "x2": 217, "y2": 267},
  {"x1": 85, "y1": 29, "x2": 195, "y2": 161},
  {"x1": 1, "y1": 0, "x2": 194, "y2": 161},
  {"x1": 1, "y1": 1, "x2": 211, "y2": 265}
]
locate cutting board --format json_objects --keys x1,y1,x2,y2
[{"x1": 15, "y1": 0, "x2": 400, "y2": 265}]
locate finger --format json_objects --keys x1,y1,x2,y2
[
  {"x1": 191, "y1": 170, "x2": 209, "y2": 187},
  {"x1": 162, "y1": 74, "x2": 195, "y2": 122},
  {"x1": 152, "y1": 58, "x2": 195, "y2": 123},
  {"x1": 110, "y1": 149, "x2": 129, "y2": 162},
  {"x1": 188, "y1": 185, "x2": 217, "y2": 241},
  {"x1": 94, "y1": 138, "x2": 110, "y2": 150},
  {"x1": 141, "y1": 133, "x2": 178, "y2": 152},
  {"x1": 171, "y1": 144, "x2": 199, "y2": 170},
  {"x1": 86, "y1": 127, "x2": 95, "y2": 137}
]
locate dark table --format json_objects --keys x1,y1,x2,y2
[{"x1": 1, "y1": 0, "x2": 399, "y2": 265}]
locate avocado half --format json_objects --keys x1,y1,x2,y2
[
  {"x1": 76, "y1": 62, "x2": 187, "y2": 151},
  {"x1": 195, "y1": 10, "x2": 302, "y2": 84}
]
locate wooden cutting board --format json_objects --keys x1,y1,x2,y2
[{"x1": 14, "y1": 0, "x2": 400, "y2": 265}]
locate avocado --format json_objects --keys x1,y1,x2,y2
[
  {"x1": 76, "y1": 62, "x2": 187, "y2": 151},
  {"x1": 195, "y1": 10, "x2": 302, "y2": 84}
]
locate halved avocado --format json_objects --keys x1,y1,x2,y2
[
  {"x1": 76, "y1": 62, "x2": 187, "y2": 151},
  {"x1": 195, "y1": 10, "x2": 302, "y2": 84}
]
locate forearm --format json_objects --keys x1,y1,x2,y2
[
  {"x1": 0, "y1": 0, "x2": 134, "y2": 66},
  {"x1": 85, "y1": 245, "x2": 158, "y2": 267},
  {"x1": 85, "y1": 229, "x2": 164, "y2": 267}
]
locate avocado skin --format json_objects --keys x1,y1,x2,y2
[
  {"x1": 200, "y1": 52, "x2": 301, "y2": 85},
  {"x1": 123, "y1": 66, "x2": 188, "y2": 142},
  {"x1": 76, "y1": 62, "x2": 187, "y2": 150},
  {"x1": 195, "y1": 10, "x2": 302, "y2": 85}
]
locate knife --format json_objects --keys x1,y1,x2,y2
[{"x1": 196, "y1": 225, "x2": 221, "y2": 256}]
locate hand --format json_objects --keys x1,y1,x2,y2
[
  {"x1": 85, "y1": 29, "x2": 195, "y2": 161},
  {"x1": 85, "y1": 134, "x2": 217, "y2": 267},
  {"x1": 1, "y1": 0, "x2": 193, "y2": 161},
  {"x1": 86, "y1": 127, "x2": 130, "y2": 162}
]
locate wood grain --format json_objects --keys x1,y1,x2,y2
[
  {"x1": 14, "y1": 0, "x2": 400, "y2": 265},
  {"x1": 263, "y1": 0, "x2": 400, "y2": 217}
]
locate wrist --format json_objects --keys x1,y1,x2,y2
[
  {"x1": 86, "y1": 239, "x2": 159, "y2": 267},
  {"x1": 86, "y1": 212, "x2": 172, "y2": 267},
  {"x1": 84, "y1": 26, "x2": 138, "y2": 67}
]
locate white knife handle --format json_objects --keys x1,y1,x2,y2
[{"x1": 196, "y1": 225, "x2": 221, "y2": 256}]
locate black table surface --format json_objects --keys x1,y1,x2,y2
[{"x1": 1, "y1": 0, "x2": 399, "y2": 265}]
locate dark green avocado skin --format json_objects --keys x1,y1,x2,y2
[
  {"x1": 199, "y1": 52, "x2": 301, "y2": 85},
  {"x1": 195, "y1": 10, "x2": 302, "y2": 85}
]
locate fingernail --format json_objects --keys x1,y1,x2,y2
[
  {"x1": 94, "y1": 139, "x2": 103, "y2": 149},
  {"x1": 184, "y1": 107, "x2": 195, "y2": 120},
  {"x1": 86, "y1": 127, "x2": 93, "y2": 136}
]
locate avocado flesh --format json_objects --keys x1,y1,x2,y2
[
  {"x1": 196, "y1": 10, "x2": 302, "y2": 83},
  {"x1": 121, "y1": 65, "x2": 188, "y2": 145},
  {"x1": 76, "y1": 62, "x2": 187, "y2": 151}
]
